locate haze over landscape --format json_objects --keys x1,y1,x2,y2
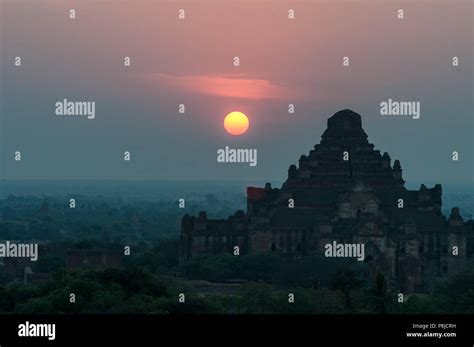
[{"x1": 1, "y1": 0, "x2": 472, "y2": 185}]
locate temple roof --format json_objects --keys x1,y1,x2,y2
[
  {"x1": 280, "y1": 109, "x2": 408, "y2": 191},
  {"x1": 320, "y1": 109, "x2": 369, "y2": 146},
  {"x1": 327, "y1": 109, "x2": 363, "y2": 129}
]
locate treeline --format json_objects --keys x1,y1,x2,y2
[
  {"x1": 0, "y1": 238, "x2": 472, "y2": 314},
  {"x1": 0, "y1": 193, "x2": 245, "y2": 242},
  {"x1": 0, "y1": 264, "x2": 473, "y2": 314}
]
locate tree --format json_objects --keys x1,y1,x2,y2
[
  {"x1": 330, "y1": 268, "x2": 364, "y2": 311},
  {"x1": 366, "y1": 272, "x2": 396, "y2": 314}
]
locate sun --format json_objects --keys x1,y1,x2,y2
[{"x1": 224, "y1": 111, "x2": 249, "y2": 136}]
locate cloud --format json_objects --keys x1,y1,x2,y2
[{"x1": 148, "y1": 73, "x2": 302, "y2": 100}]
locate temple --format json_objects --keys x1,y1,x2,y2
[{"x1": 180, "y1": 109, "x2": 472, "y2": 293}]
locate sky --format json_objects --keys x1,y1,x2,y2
[{"x1": 1, "y1": 0, "x2": 473, "y2": 186}]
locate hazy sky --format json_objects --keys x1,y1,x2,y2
[{"x1": 1, "y1": 0, "x2": 473, "y2": 185}]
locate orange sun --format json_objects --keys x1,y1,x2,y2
[{"x1": 224, "y1": 111, "x2": 249, "y2": 136}]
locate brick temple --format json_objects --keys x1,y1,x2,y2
[{"x1": 180, "y1": 109, "x2": 472, "y2": 293}]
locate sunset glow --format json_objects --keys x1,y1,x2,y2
[{"x1": 153, "y1": 73, "x2": 300, "y2": 100}]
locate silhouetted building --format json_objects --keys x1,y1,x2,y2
[
  {"x1": 180, "y1": 109, "x2": 471, "y2": 293},
  {"x1": 1, "y1": 257, "x2": 31, "y2": 278},
  {"x1": 23, "y1": 266, "x2": 52, "y2": 285}
]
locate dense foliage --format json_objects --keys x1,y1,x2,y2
[{"x1": 1, "y1": 239, "x2": 473, "y2": 314}]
